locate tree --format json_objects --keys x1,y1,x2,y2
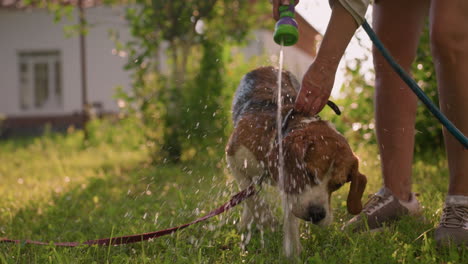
[{"x1": 119, "y1": 0, "x2": 269, "y2": 162}]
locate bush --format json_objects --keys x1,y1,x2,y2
[{"x1": 85, "y1": 116, "x2": 146, "y2": 151}]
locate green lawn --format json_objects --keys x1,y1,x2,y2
[{"x1": 0, "y1": 125, "x2": 465, "y2": 263}]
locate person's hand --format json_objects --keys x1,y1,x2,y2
[
  {"x1": 272, "y1": 0, "x2": 300, "y2": 21},
  {"x1": 292, "y1": 0, "x2": 357, "y2": 116},
  {"x1": 294, "y1": 61, "x2": 336, "y2": 116}
]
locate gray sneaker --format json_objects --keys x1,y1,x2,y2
[
  {"x1": 434, "y1": 195, "x2": 468, "y2": 247},
  {"x1": 343, "y1": 187, "x2": 422, "y2": 231}
]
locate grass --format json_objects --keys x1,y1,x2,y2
[{"x1": 0, "y1": 122, "x2": 466, "y2": 263}]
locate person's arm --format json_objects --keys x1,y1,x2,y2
[{"x1": 294, "y1": 2, "x2": 359, "y2": 115}]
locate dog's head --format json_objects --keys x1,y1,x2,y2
[{"x1": 268, "y1": 117, "x2": 367, "y2": 226}]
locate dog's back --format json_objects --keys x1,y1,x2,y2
[
  {"x1": 231, "y1": 66, "x2": 300, "y2": 126},
  {"x1": 227, "y1": 67, "x2": 300, "y2": 164}
]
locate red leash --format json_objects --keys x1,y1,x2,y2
[{"x1": 0, "y1": 186, "x2": 256, "y2": 247}]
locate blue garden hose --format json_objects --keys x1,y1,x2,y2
[{"x1": 361, "y1": 20, "x2": 468, "y2": 149}]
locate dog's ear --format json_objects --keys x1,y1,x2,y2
[{"x1": 346, "y1": 161, "x2": 367, "y2": 215}]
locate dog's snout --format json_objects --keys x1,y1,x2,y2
[{"x1": 308, "y1": 206, "x2": 326, "y2": 223}]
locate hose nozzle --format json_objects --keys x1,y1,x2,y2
[{"x1": 273, "y1": 1, "x2": 299, "y2": 46}]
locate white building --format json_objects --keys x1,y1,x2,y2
[{"x1": 0, "y1": 0, "x2": 319, "y2": 135}]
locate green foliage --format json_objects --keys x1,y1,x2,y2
[
  {"x1": 46, "y1": 2, "x2": 75, "y2": 23},
  {"x1": 24, "y1": 0, "x2": 87, "y2": 37},
  {"x1": 182, "y1": 40, "x2": 225, "y2": 153},
  {"x1": 326, "y1": 58, "x2": 376, "y2": 150},
  {"x1": 116, "y1": 0, "x2": 267, "y2": 163},
  {"x1": 85, "y1": 117, "x2": 146, "y2": 150}
]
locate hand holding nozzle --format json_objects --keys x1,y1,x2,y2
[{"x1": 294, "y1": 2, "x2": 359, "y2": 115}]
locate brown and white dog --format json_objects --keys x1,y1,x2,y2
[{"x1": 226, "y1": 66, "x2": 367, "y2": 255}]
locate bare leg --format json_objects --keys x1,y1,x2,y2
[
  {"x1": 430, "y1": 0, "x2": 468, "y2": 196},
  {"x1": 373, "y1": 0, "x2": 430, "y2": 201}
]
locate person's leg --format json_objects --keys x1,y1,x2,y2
[
  {"x1": 430, "y1": 0, "x2": 468, "y2": 246},
  {"x1": 373, "y1": 0, "x2": 429, "y2": 201},
  {"x1": 429, "y1": 0, "x2": 468, "y2": 197},
  {"x1": 343, "y1": 0, "x2": 430, "y2": 231}
]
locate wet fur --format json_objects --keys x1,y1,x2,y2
[{"x1": 226, "y1": 66, "x2": 367, "y2": 257}]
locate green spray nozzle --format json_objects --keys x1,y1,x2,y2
[{"x1": 273, "y1": 1, "x2": 299, "y2": 46}]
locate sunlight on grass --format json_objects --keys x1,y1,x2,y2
[
  {"x1": 0, "y1": 123, "x2": 465, "y2": 263},
  {"x1": 0, "y1": 132, "x2": 147, "y2": 215}
]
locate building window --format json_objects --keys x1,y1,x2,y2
[{"x1": 18, "y1": 51, "x2": 62, "y2": 110}]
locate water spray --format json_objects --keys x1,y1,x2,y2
[
  {"x1": 274, "y1": 1, "x2": 300, "y2": 256},
  {"x1": 273, "y1": 1, "x2": 299, "y2": 195}
]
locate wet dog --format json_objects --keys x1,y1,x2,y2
[{"x1": 226, "y1": 66, "x2": 367, "y2": 256}]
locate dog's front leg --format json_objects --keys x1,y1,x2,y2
[
  {"x1": 239, "y1": 180, "x2": 276, "y2": 231},
  {"x1": 227, "y1": 153, "x2": 276, "y2": 231},
  {"x1": 283, "y1": 205, "x2": 302, "y2": 257}
]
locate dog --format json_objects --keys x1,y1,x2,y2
[{"x1": 226, "y1": 66, "x2": 367, "y2": 256}]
